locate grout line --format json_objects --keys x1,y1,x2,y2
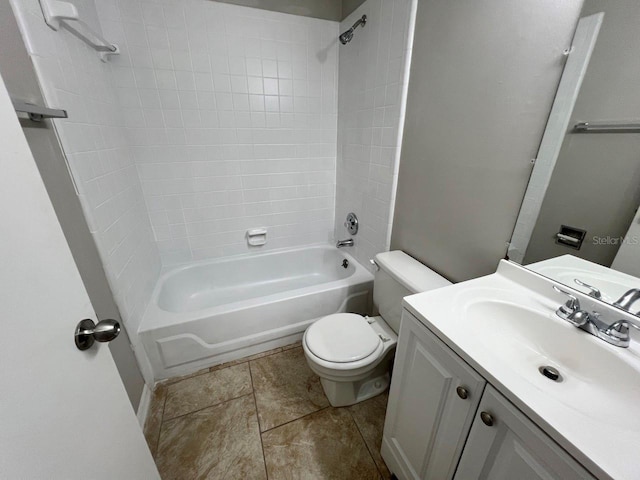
[
  {"x1": 347, "y1": 407, "x2": 385, "y2": 479},
  {"x1": 162, "y1": 391, "x2": 255, "y2": 423},
  {"x1": 248, "y1": 362, "x2": 270, "y2": 479},
  {"x1": 259, "y1": 405, "x2": 332, "y2": 435}
]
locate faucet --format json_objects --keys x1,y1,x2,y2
[
  {"x1": 614, "y1": 288, "x2": 640, "y2": 313},
  {"x1": 336, "y1": 238, "x2": 354, "y2": 248},
  {"x1": 553, "y1": 286, "x2": 640, "y2": 348}
]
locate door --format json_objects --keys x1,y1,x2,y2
[
  {"x1": 0, "y1": 73, "x2": 159, "y2": 478},
  {"x1": 381, "y1": 311, "x2": 486, "y2": 480},
  {"x1": 454, "y1": 385, "x2": 594, "y2": 480}
]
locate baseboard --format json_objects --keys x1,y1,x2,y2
[{"x1": 136, "y1": 383, "x2": 152, "y2": 428}]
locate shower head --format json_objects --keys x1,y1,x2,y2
[
  {"x1": 339, "y1": 29, "x2": 354, "y2": 45},
  {"x1": 339, "y1": 15, "x2": 366, "y2": 45}
]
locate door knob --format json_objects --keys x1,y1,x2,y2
[{"x1": 75, "y1": 319, "x2": 120, "y2": 351}]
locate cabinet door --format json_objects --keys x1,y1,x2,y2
[
  {"x1": 454, "y1": 385, "x2": 594, "y2": 480},
  {"x1": 382, "y1": 311, "x2": 486, "y2": 480}
]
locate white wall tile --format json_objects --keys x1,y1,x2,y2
[
  {"x1": 11, "y1": 0, "x2": 414, "y2": 380},
  {"x1": 335, "y1": 0, "x2": 416, "y2": 271},
  {"x1": 105, "y1": 0, "x2": 339, "y2": 265}
]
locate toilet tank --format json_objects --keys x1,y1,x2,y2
[{"x1": 373, "y1": 251, "x2": 451, "y2": 333}]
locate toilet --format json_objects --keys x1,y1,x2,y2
[{"x1": 303, "y1": 250, "x2": 451, "y2": 407}]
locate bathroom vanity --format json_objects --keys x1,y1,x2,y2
[{"x1": 381, "y1": 261, "x2": 640, "y2": 480}]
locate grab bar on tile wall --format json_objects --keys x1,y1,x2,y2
[
  {"x1": 574, "y1": 121, "x2": 640, "y2": 132},
  {"x1": 38, "y1": 0, "x2": 119, "y2": 62}
]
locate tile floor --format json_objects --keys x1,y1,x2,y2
[{"x1": 144, "y1": 343, "x2": 393, "y2": 480}]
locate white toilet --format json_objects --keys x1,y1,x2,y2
[{"x1": 303, "y1": 250, "x2": 451, "y2": 407}]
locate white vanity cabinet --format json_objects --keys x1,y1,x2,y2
[
  {"x1": 455, "y1": 385, "x2": 593, "y2": 480},
  {"x1": 382, "y1": 310, "x2": 595, "y2": 480},
  {"x1": 381, "y1": 312, "x2": 486, "y2": 479}
]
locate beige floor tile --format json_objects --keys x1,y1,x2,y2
[
  {"x1": 250, "y1": 347, "x2": 329, "y2": 431},
  {"x1": 164, "y1": 363, "x2": 252, "y2": 420},
  {"x1": 156, "y1": 395, "x2": 266, "y2": 480},
  {"x1": 262, "y1": 407, "x2": 381, "y2": 480},
  {"x1": 348, "y1": 392, "x2": 392, "y2": 479},
  {"x1": 144, "y1": 383, "x2": 168, "y2": 458}
]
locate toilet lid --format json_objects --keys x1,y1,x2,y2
[{"x1": 305, "y1": 313, "x2": 381, "y2": 363}]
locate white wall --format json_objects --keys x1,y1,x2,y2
[
  {"x1": 334, "y1": 0, "x2": 416, "y2": 270},
  {"x1": 98, "y1": 0, "x2": 339, "y2": 265},
  {"x1": 11, "y1": 0, "x2": 162, "y2": 381}
]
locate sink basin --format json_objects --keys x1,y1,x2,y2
[
  {"x1": 464, "y1": 300, "x2": 640, "y2": 429},
  {"x1": 404, "y1": 260, "x2": 640, "y2": 480}
]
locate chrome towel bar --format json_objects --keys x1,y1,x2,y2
[
  {"x1": 38, "y1": 0, "x2": 119, "y2": 61},
  {"x1": 574, "y1": 121, "x2": 640, "y2": 132}
]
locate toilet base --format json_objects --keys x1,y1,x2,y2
[{"x1": 319, "y1": 357, "x2": 392, "y2": 407}]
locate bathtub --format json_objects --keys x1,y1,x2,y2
[{"x1": 139, "y1": 245, "x2": 373, "y2": 380}]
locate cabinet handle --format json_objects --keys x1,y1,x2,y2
[
  {"x1": 456, "y1": 386, "x2": 469, "y2": 400},
  {"x1": 480, "y1": 411, "x2": 494, "y2": 427}
]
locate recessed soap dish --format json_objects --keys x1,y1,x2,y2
[{"x1": 246, "y1": 228, "x2": 267, "y2": 246}]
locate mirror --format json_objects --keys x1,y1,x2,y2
[{"x1": 509, "y1": 0, "x2": 640, "y2": 315}]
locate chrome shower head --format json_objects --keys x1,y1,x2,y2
[
  {"x1": 339, "y1": 29, "x2": 354, "y2": 45},
  {"x1": 339, "y1": 15, "x2": 366, "y2": 45}
]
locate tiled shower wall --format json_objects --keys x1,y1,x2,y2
[
  {"x1": 11, "y1": 0, "x2": 161, "y2": 368},
  {"x1": 98, "y1": 0, "x2": 339, "y2": 265},
  {"x1": 335, "y1": 0, "x2": 416, "y2": 270},
  {"x1": 12, "y1": 0, "x2": 413, "y2": 382}
]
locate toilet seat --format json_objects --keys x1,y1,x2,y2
[{"x1": 304, "y1": 313, "x2": 384, "y2": 367}]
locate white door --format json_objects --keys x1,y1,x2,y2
[
  {"x1": 454, "y1": 385, "x2": 594, "y2": 480},
  {"x1": 382, "y1": 311, "x2": 486, "y2": 480},
  {"x1": 0, "y1": 73, "x2": 159, "y2": 478}
]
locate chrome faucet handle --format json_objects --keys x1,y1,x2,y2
[
  {"x1": 553, "y1": 285, "x2": 580, "y2": 315},
  {"x1": 608, "y1": 319, "x2": 640, "y2": 333},
  {"x1": 553, "y1": 286, "x2": 590, "y2": 326},
  {"x1": 603, "y1": 320, "x2": 640, "y2": 348},
  {"x1": 574, "y1": 279, "x2": 602, "y2": 299}
]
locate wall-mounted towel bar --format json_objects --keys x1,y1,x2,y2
[
  {"x1": 574, "y1": 121, "x2": 640, "y2": 132},
  {"x1": 12, "y1": 99, "x2": 67, "y2": 122},
  {"x1": 38, "y1": 0, "x2": 119, "y2": 62}
]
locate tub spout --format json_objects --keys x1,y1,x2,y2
[{"x1": 336, "y1": 239, "x2": 354, "y2": 248}]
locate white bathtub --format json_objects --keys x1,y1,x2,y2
[{"x1": 139, "y1": 245, "x2": 373, "y2": 380}]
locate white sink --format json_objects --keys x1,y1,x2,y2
[
  {"x1": 403, "y1": 260, "x2": 640, "y2": 480},
  {"x1": 464, "y1": 299, "x2": 640, "y2": 430}
]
